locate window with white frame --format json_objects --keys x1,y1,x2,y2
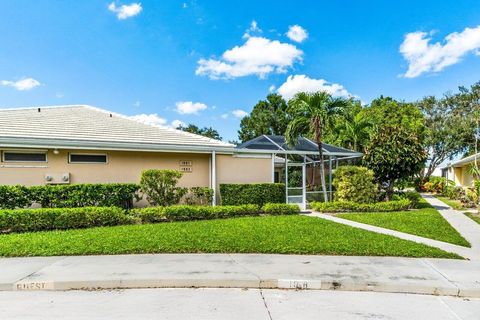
[
  {"x1": 2, "y1": 151, "x2": 47, "y2": 162},
  {"x1": 69, "y1": 153, "x2": 107, "y2": 164}
]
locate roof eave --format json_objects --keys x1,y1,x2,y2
[{"x1": 0, "y1": 137, "x2": 236, "y2": 154}]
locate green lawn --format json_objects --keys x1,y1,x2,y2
[
  {"x1": 338, "y1": 199, "x2": 470, "y2": 247},
  {"x1": 0, "y1": 215, "x2": 460, "y2": 259},
  {"x1": 435, "y1": 196, "x2": 466, "y2": 211},
  {"x1": 465, "y1": 212, "x2": 480, "y2": 224}
]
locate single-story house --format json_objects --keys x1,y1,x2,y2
[
  {"x1": 442, "y1": 153, "x2": 480, "y2": 188},
  {"x1": 0, "y1": 105, "x2": 361, "y2": 207}
]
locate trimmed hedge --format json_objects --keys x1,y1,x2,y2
[
  {"x1": 220, "y1": 183, "x2": 285, "y2": 206},
  {"x1": 130, "y1": 207, "x2": 166, "y2": 224},
  {"x1": 130, "y1": 203, "x2": 300, "y2": 223},
  {"x1": 262, "y1": 203, "x2": 300, "y2": 215},
  {"x1": 163, "y1": 204, "x2": 260, "y2": 221},
  {"x1": 0, "y1": 207, "x2": 134, "y2": 233},
  {"x1": 0, "y1": 184, "x2": 140, "y2": 209},
  {"x1": 311, "y1": 199, "x2": 412, "y2": 213},
  {"x1": 0, "y1": 185, "x2": 32, "y2": 209}
]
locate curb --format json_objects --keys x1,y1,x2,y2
[{"x1": 9, "y1": 278, "x2": 479, "y2": 298}]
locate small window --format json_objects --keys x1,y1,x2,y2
[
  {"x1": 3, "y1": 151, "x2": 47, "y2": 162},
  {"x1": 69, "y1": 154, "x2": 107, "y2": 164}
]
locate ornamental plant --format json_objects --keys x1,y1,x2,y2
[
  {"x1": 332, "y1": 166, "x2": 377, "y2": 203},
  {"x1": 140, "y1": 169, "x2": 188, "y2": 206}
]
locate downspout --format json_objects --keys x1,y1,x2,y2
[{"x1": 211, "y1": 151, "x2": 216, "y2": 206}]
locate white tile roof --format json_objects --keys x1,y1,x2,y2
[
  {"x1": 0, "y1": 105, "x2": 234, "y2": 152},
  {"x1": 445, "y1": 152, "x2": 480, "y2": 168}
]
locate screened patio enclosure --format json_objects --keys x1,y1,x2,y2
[{"x1": 236, "y1": 135, "x2": 363, "y2": 210}]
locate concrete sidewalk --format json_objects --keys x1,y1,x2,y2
[
  {"x1": 423, "y1": 193, "x2": 480, "y2": 260},
  {"x1": 2, "y1": 254, "x2": 480, "y2": 297}
]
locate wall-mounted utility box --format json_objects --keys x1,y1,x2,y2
[{"x1": 45, "y1": 173, "x2": 70, "y2": 184}]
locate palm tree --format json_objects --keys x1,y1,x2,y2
[
  {"x1": 285, "y1": 91, "x2": 348, "y2": 202},
  {"x1": 336, "y1": 111, "x2": 372, "y2": 152}
]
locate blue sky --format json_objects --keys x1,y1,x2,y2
[{"x1": 1, "y1": 0, "x2": 480, "y2": 141}]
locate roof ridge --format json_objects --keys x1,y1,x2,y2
[{"x1": 0, "y1": 104, "x2": 92, "y2": 112}]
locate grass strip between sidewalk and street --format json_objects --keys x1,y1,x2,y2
[
  {"x1": 0, "y1": 215, "x2": 461, "y2": 259},
  {"x1": 337, "y1": 198, "x2": 470, "y2": 247}
]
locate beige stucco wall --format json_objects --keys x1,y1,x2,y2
[
  {"x1": 0, "y1": 149, "x2": 211, "y2": 187},
  {"x1": 461, "y1": 166, "x2": 475, "y2": 187},
  {"x1": 215, "y1": 155, "x2": 273, "y2": 187},
  {"x1": 447, "y1": 165, "x2": 475, "y2": 188},
  {"x1": 0, "y1": 149, "x2": 274, "y2": 189},
  {"x1": 453, "y1": 167, "x2": 464, "y2": 186}
]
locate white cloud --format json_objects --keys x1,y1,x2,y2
[
  {"x1": 196, "y1": 36, "x2": 303, "y2": 79},
  {"x1": 175, "y1": 101, "x2": 208, "y2": 114},
  {"x1": 221, "y1": 113, "x2": 229, "y2": 119},
  {"x1": 171, "y1": 119, "x2": 186, "y2": 128},
  {"x1": 133, "y1": 100, "x2": 141, "y2": 107},
  {"x1": 243, "y1": 20, "x2": 262, "y2": 38},
  {"x1": 182, "y1": 2, "x2": 188, "y2": 9},
  {"x1": 108, "y1": 2, "x2": 142, "y2": 20},
  {"x1": 128, "y1": 113, "x2": 167, "y2": 127},
  {"x1": 277, "y1": 75, "x2": 351, "y2": 100},
  {"x1": 0, "y1": 77, "x2": 41, "y2": 91},
  {"x1": 129, "y1": 114, "x2": 187, "y2": 129},
  {"x1": 286, "y1": 25, "x2": 308, "y2": 43},
  {"x1": 400, "y1": 25, "x2": 480, "y2": 78},
  {"x1": 232, "y1": 109, "x2": 248, "y2": 118},
  {"x1": 268, "y1": 85, "x2": 276, "y2": 92}
]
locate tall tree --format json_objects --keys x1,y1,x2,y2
[
  {"x1": 177, "y1": 124, "x2": 222, "y2": 140},
  {"x1": 365, "y1": 96, "x2": 425, "y2": 135},
  {"x1": 458, "y1": 82, "x2": 480, "y2": 172},
  {"x1": 238, "y1": 93, "x2": 290, "y2": 142},
  {"x1": 417, "y1": 94, "x2": 474, "y2": 179},
  {"x1": 285, "y1": 92, "x2": 348, "y2": 202},
  {"x1": 364, "y1": 125, "x2": 427, "y2": 200}
]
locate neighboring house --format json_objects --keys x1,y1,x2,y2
[
  {"x1": 442, "y1": 153, "x2": 480, "y2": 187},
  {"x1": 0, "y1": 105, "x2": 361, "y2": 207}
]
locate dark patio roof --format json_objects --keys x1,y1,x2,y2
[{"x1": 236, "y1": 135, "x2": 362, "y2": 157}]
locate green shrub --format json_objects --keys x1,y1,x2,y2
[
  {"x1": 163, "y1": 204, "x2": 260, "y2": 221},
  {"x1": 416, "y1": 177, "x2": 454, "y2": 193},
  {"x1": 140, "y1": 169, "x2": 188, "y2": 206},
  {"x1": 262, "y1": 203, "x2": 300, "y2": 215},
  {"x1": 30, "y1": 184, "x2": 140, "y2": 209},
  {"x1": 332, "y1": 166, "x2": 377, "y2": 203},
  {"x1": 311, "y1": 199, "x2": 412, "y2": 213},
  {"x1": 0, "y1": 207, "x2": 134, "y2": 233},
  {"x1": 184, "y1": 187, "x2": 214, "y2": 205},
  {"x1": 130, "y1": 207, "x2": 166, "y2": 223},
  {"x1": 0, "y1": 185, "x2": 33, "y2": 209},
  {"x1": 220, "y1": 183, "x2": 285, "y2": 206},
  {"x1": 0, "y1": 184, "x2": 139, "y2": 209},
  {"x1": 392, "y1": 191, "x2": 421, "y2": 208}
]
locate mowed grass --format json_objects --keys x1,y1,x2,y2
[
  {"x1": 338, "y1": 199, "x2": 470, "y2": 247},
  {"x1": 465, "y1": 212, "x2": 480, "y2": 224},
  {"x1": 435, "y1": 196, "x2": 466, "y2": 211},
  {"x1": 0, "y1": 215, "x2": 461, "y2": 259}
]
